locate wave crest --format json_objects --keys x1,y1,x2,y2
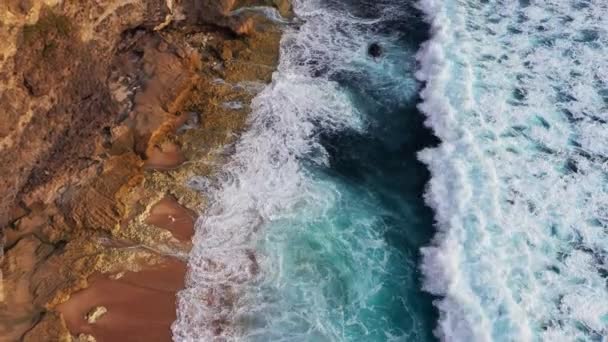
[{"x1": 417, "y1": 0, "x2": 608, "y2": 340}]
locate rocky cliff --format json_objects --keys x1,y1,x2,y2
[{"x1": 0, "y1": 0, "x2": 290, "y2": 340}]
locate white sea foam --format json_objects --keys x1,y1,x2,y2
[
  {"x1": 173, "y1": 73, "x2": 360, "y2": 341},
  {"x1": 221, "y1": 101, "x2": 245, "y2": 110},
  {"x1": 171, "y1": 0, "x2": 413, "y2": 339},
  {"x1": 417, "y1": 0, "x2": 608, "y2": 340},
  {"x1": 230, "y1": 6, "x2": 290, "y2": 24}
]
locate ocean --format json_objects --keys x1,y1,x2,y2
[
  {"x1": 418, "y1": 0, "x2": 608, "y2": 340},
  {"x1": 174, "y1": 0, "x2": 608, "y2": 341}
]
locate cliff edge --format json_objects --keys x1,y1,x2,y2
[{"x1": 0, "y1": 0, "x2": 290, "y2": 340}]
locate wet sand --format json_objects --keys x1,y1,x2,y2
[
  {"x1": 145, "y1": 196, "x2": 197, "y2": 242},
  {"x1": 56, "y1": 258, "x2": 187, "y2": 342},
  {"x1": 144, "y1": 142, "x2": 186, "y2": 171}
]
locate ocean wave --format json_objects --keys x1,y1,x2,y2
[
  {"x1": 172, "y1": 0, "x2": 425, "y2": 340},
  {"x1": 417, "y1": 0, "x2": 608, "y2": 340},
  {"x1": 173, "y1": 1, "x2": 366, "y2": 339}
]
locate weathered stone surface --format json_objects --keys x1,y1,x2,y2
[
  {"x1": 0, "y1": 0, "x2": 288, "y2": 339},
  {"x1": 0, "y1": 236, "x2": 53, "y2": 340},
  {"x1": 22, "y1": 311, "x2": 71, "y2": 342},
  {"x1": 61, "y1": 153, "x2": 142, "y2": 233},
  {"x1": 85, "y1": 306, "x2": 108, "y2": 324}
]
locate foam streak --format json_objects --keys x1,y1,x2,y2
[{"x1": 417, "y1": 0, "x2": 608, "y2": 340}]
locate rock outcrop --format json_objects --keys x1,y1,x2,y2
[{"x1": 0, "y1": 0, "x2": 289, "y2": 340}]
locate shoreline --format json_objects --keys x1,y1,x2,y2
[{"x1": 0, "y1": 1, "x2": 290, "y2": 340}]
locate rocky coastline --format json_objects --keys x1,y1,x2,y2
[{"x1": 0, "y1": 0, "x2": 290, "y2": 340}]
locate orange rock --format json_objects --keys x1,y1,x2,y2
[
  {"x1": 0, "y1": 236, "x2": 53, "y2": 340},
  {"x1": 0, "y1": 0, "x2": 286, "y2": 339},
  {"x1": 64, "y1": 154, "x2": 143, "y2": 232},
  {"x1": 144, "y1": 141, "x2": 186, "y2": 170}
]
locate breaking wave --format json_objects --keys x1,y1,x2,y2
[
  {"x1": 417, "y1": 0, "x2": 608, "y2": 340},
  {"x1": 174, "y1": 0, "x2": 436, "y2": 341}
]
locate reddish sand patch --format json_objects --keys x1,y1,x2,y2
[
  {"x1": 144, "y1": 142, "x2": 185, "y2": 170},
  {"x1": 145, "y1": 196, "x2": 196, "y2": 242},
  {"x1": 56, "y1": 258, "x2": 186, "y2": 342}
]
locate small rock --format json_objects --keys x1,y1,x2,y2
[
  {"x1": 231, "y1": 18, "x2": 255, "y2": 36},
  {"x1": 85, "y1": 306, "x2": 107, "y2": 324},
  {"x1": 109, "y1": 272, "x2": 125, "y2": 280},
  {"x1": 177, "y1": 112, "x2": 200, "y2": 134},
  {"x1": 273, "y1": 0, "x2": 293, "y2": 17},
  {"x1": 77, "y1": 333, "x2": 96, "y2": 342},
  {"x1": 368, "y1": 42, "x2": 383, "y2": 59}
]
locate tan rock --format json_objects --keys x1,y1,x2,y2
[
  {"x1": 0, "y1": 236, "x2": 53, "y2": 340},
  {"x1": 76, "y1": 333, "x2": 96, "y2": 342},
  {"x1": 85, "y1": 306, "x2": 107, "y2": 324},
  {"x1": 22, "y1": 311, "x2": 71, "y2": 342}
]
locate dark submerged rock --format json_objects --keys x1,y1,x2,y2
[{"x1": 368, "y1": 42, "x2": 383, "y2": 58}]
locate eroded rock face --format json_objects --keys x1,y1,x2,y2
[
  {"x1": 0, "y1": 0, "x2": 277, "y2": 226},
  {"x1": 0, "y1": 236, "x2": 53, "y2": 341},
  {"x1": 0, "y1": 1, "x2": 155, "y2": 227},
  {"x1": 0, "y1": 0, "x2": 289, "y2": 340}
]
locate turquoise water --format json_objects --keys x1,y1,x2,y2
[
  {"x1": 175, "y1": 0, "x2": 608, "y2": 340},
  {"x1": 241, "y1": 64, "x2": 439, "y2": 340},
  {"x1": 174, "y1": 0, "x2": 439, "y2": 340}
]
